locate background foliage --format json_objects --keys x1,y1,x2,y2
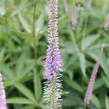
[{"x1": 0, "y1": 0, "x2": 109, "y2": 109}]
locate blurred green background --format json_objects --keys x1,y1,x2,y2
[{"x1": 0, "y1": 0, "x2": 109, "y2": 109}]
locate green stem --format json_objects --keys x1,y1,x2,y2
[
  {"x1": 71, "y1": 32, "x2": 79, "y2": 52},
  {"x1": 51, "y1": 78, "x2": 57, "y2": 109},
  {"x1": 81, "y1": 13, "x2": 89, "y2": 51},
  {"x1": 82, "y1": 15, "x2": 88, "y2": 39},
  {"x1": 71, "y1": 1, "x2": 81, "y2": 52},
  {"x1": 32, "y1": 1, "x2": 42, "y2": 108},
  {"x1": 32, "y1": 1, "x2": 37, "y2": 67},
  {"x1": 70, "y1": 24, "x2": 80, "y2": 52},
  {"x1": 83, "y1": 105, "x2": 88, "y2": 109},
  {"x1": 49, "y1": 77, "x2": 59, "y2": 109}
]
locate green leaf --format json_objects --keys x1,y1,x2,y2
[
  {"x1": 92, "y1": 95, "x2": 101, "y2": 109},
  {"x1": 7, "y1": 97, "x2": 33, "y2": 104},
  {"x1": 105, "y1": 96, "x2": 109, "y2": 109},
  {"x1": 82, "y1": 35, "x2": 99, "y2": 50},
  {"x1": 0, "y1": 0, "x2": 5, "y2": 16},
  {"x1": 102, "y1": 76, "x2": 109, "y2": 88},
  {"x1": 4, "y1": 79, "x2": 16, "y2": 87},
  {"x1": 14, "y1": 83, "x2": 36, "y2": 102},
  {"x1": 62, "y1": 92, "x2": 82, "y2": 107},
  {"x1": 34, "y1": 71, "x2": 42, "y2": 102},
  {"x1": 20, "y1": 105, "x2": 35, "y2": 109},
  {"x1": 15, "y1": 53, "x2": 25, "y2": 76},
  {"x1": 78, "y1": 52, "x2": 86, "y2": 77},
  {"x1": 18, "y1": 14, "x2": 31, "y2": 33},
  {"x1": 13, "y1": 31, "x2": 32, "y2": 38},
  {"x1": 94, "y1": 78, "x2": 104, "y2": 90},
  {"x1": 35, "y1": 14, "x2": 44, "y2": 34},
  {"x1": 15, "y1": 49, "x2": 34, "y2": 80},
  {"x1": 63, "y1": 76, "x2": 83, "y2": 93},
  {"x1": 86, "y1": 50, "x2": 109, "y2": 77}
]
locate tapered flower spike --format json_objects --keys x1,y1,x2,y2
[
  {"x1": 84, "y1": 61, "x2": 100, "y2": 105},
  {"x1": 44, "y1": 0, "x2": 63, "y2": 109},
  {"x1": 71, "y1": 5, "x2": 77, "y2": 25},
  {"x1": 86, "y1": 0, "x2": 92, "y2": 9},
  {"x1": 0, "y1": 73, "x2": 7, "y2": 109},
  {"x1": 84, "y1": 48, "x2": 104, "y2": 105},
  {"x1": 64, "y1": 0, "x2": 68, "y2": 12},
  {"x1": 103, "y1": 13, "x2": 109, "y2": 28}
]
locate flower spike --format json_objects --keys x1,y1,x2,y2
[{"x1": 44, "y1": 0, "x2": 63, "y2": 109}]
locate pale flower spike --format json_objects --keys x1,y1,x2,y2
[
  {"x1": 0, "y1": 73, "x2": 7, "y2": 109},
  {"x1": 84, "y1": 48, "x2": 104, "y2": 105},
  {"x1": 87, "y1": 0, "x2": 92, "y2": 9},
  {"x1": 72, "y1": 5, "x2": 77, "y2": 25},
  {"x1": 104, "y1": 13, "x2": 109, "y2": 28},
  {"x1": 84, "y1": 61, "x2": 100, "y2": 105},
  {"x1": 64, "y1": 0, "x2": 68, "y2": 12}
]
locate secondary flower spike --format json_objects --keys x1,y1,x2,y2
[
  {"x1": 0, "y1": 73, "x2": 7, "y2": 109},
  {"x1": 84, "y1": 48, "x2": 103, "y2": 105},
  {"x1": 44, "y1": 0, "x2": 63, "y2": 109},
  {"x1": 104, "y1": 13, "x2": 109, "y2": 28},
  {"x1": 87, "y1": 0, "x2": 92, "y2": 9},
  {"x1": 71, "y1": 5, "x2": 77, "y2": 25},
  {"x1": 84, "y1": 61, "x2": 100, "y2": 105}
]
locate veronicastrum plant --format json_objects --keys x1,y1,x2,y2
[{"x1": 0, "y1": 0, "x2": 109, "y2": 109}]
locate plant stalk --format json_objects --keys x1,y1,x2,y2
[{"x1": 32, "y1": 1, "x2": 42, "y2": 108}]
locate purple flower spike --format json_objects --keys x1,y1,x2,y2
[
  {"x1": 44, "y1": 0, "x2": 63, "y2": 108},
  {"x1": 45, "y1": 0, "x2": 63, "y2": 80},
  {"x1": 0, "y1": 73, "x2": 7, "y2": 109}
]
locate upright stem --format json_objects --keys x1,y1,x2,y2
[
  {"x1": 83, "y1": 104, "x2": 88, "y2": 109},
  {"x1": 81, "y1": 13, "x2": 89, "y2": 51},
  {"x1": 32, "y1": 1, "x2": 41, "y2": 108},
  {"x1": 50, "y1": 78, "x2": 58, "y2": 109},
  {"x1": 82, "y1": 15, "x2": 88, "y2": 38},
  {"x1": 32, "y1": 1, "x2": 37, "y2": 67}
]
